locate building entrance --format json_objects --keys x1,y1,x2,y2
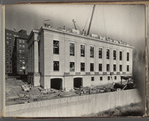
[
  {"x1": 51, "y1": 78, "x2": 62, "y2": 90},
  {"x1": 74, "y1": 77, "x2": 82, "y2": 88}
]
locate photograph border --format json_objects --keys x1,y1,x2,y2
[{"x1": 1, "y1": 0, "x2": 149, "y2": 119}]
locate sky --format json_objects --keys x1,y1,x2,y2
[{"x1": 5, "y1": 4, "x2": 145, "y2": 48}]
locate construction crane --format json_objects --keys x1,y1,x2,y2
[
  {"x1": 87, "y1": 5, "x2": 96, "y2": 35},
  {"x1": 72, "y1": 19, "x2": 77, "y2": 30}
]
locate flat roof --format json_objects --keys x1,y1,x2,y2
[{"x1": 40, "y1": 27, "x2": 134, "y2": 49}]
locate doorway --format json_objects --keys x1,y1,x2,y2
[
  {"x1": 74, "y1": 77, "x2": 83, "y2": 88},
  {"x1": 51, "y1": 78, "x2": 62, "y2": 90}
]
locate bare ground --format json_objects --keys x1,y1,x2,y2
[{"x1": 83, "y1": 103, "x2": 144, "y2": 117}]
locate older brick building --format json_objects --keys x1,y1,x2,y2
[
  {"x1": 27, "y1": 26, "x2": 133, "y2": 91},
  {"x1": 5, "y1": 29, "x2": 28, "y2": 76}
]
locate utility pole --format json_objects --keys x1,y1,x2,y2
[{"x1": 87, "y1": 5, "x2": 96, "y2": 35}]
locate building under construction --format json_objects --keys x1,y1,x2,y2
[
  {"x1": 27, "y1": 5, "x2": 133, "y2": 91},
  {"x1": 27, "y1": 25, "x2": 133, "y2": 91}
]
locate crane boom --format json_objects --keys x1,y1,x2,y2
[{"x1": 87, "y1": 5, "x2": 96, "y2": 35}]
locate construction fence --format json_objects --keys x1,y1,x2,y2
[{"x1": 5, "y1": 89, "x2": 142, "y2": 117}]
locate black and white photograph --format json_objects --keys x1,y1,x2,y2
[{"x1": 4, "y1": 4, "x2": 146, "y2": 117}]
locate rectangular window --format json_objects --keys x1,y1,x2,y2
[
  {"x1": 106, "y1": 49, "x2": 110, "y2": 59},
  {"x1": 53, "y1": 40, "x2": 59, "y2": 54},
  {"x1": 70, "y1": 62, "x2": 75, "y2": 71},
  {"x1": 100, "y1": 77, "x2": 103, "y2": 81},
  {"x1": 113, "y1": 50, "x2": 116, "y2": 60},
  {"x1": 127, "y1": 65, "x2": 129, "y2": 72},
  {"x1": 99, "y1": 64, "x2": 102, "y2": 71},
  {"x1": 81, "y1": 63, "x2": 85, "y2": 71},
  {"x1": 70, "y1": 43, "x2": 75, "y2": 56},
  {"x1": 107, "y1": 64, "x2": 110, "y2": 71},
  {"x1": 53, "y1": 61, "x2": 59, "y2": 71},
  {"x1": 22, "y1": 45, "x2": 25, "y2": 48},
  {"x1": 113, "y1": 64, "x2": 116, "y2": 71},
  {"x1": 90, "y1": 63, "x2": 94, "y2": 71},
  {"x1": 90, "y1": 46, "x2": 94, "y2": 58},
  {"x1": 91, "y1": 77, "x2": 94, "y2": 81},
  {"x1": 80, "y1": 45, "x2": 85, "y2": 57},
  {"x1": 19, "y1": 39, "x2": 22, "y2": 43},
  {"x1": 108, "y1": 76, "x2": 110, "y2": 80},
  {"x1": 6, "y1": 41, "x2": 9, "y2": 44},
  {"x1": 115, "y1": 76, "x2": 117, "y2": 80},
  {"x1": 19, "y1": 50, "x2": 22, "y2": 53},
  {"x1": 120, "y1": 65, "x2": 122, "y2": 71},
  {"x1": 99, "y1": 48, "x2": 102, "y2": 58},
  {"x1": 127, "y1": 52, "x2": 129, "y2": 61},
  {"x1": 19, "y1": 45, "x2": 22, "y2": 48},
  {"x1": 120, "y1": 51, "x2": 122, "y2": 60}
]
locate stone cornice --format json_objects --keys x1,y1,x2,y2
[{"x1": 39, "y1": 26, "x2": 134, "y2": 49}]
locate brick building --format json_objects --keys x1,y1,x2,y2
[
  {"x1": 27, "y1": 26, "x2": 133, "y2": 91},
  {"x1": 5, "y1": 29, "x2": 28, "y2": 76}
]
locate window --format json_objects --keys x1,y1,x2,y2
[
  {"x1": 81, "y1": 63, "x2": 85, "y2": 71},
  {"x1": 127, "y1": 52, "x2": 129, "y2": 61},
  {"x1": 108, "y1": 76, "x2": 110, "y2": 80},
  {"x1": 115, "y1": 76, "x2": 117, "y2": 80},
  {"x1": 90, "y1": 63, "x2": 94, "y2": 71},
  {"x1": 120, "y1": 51, "x2": 122, "y2": 60},
  {"x1": 127, "y1": 65, "x2": 129, "y2": 72},
  {"x1": 6, "y1": 41, "x2": 9, "y2": 44},
  {"x1": 53, "y1": 40, "x2": 59, "y2": 54},
  {"x1": 70, "y1": 43, "x2": 75, "y2": 56},
  {"x1": 107, "y1": 64, "x2": 110, "y2": 71},
  {"x1": 99, "y1": 64, "x2": 102, "y2": 71},
  {"x1": 113, "y1": 50, "x2": 116, "y2": 60},
  {"x1": 53, "y1": 61, "x2": 59, "y2": 71},
  {"x1": 120, "y1": 65, "x2": 122, "y2": 71},
  {"x1": 19, "y1": 50, "x2": 22, "y2": 53},
  {"x1": 19, "y1": 45, "x2": 22, "y2": 48},
  {"x1": 22, "y1": 61, "x2": 25, "y2": 64},
  {"x1": 99, "y1": 48, "x2": 102, "y2": 58},
  {"x1": 90, "y1": 46, "x2": 94, "y2": 58},
  {"x1": 80, "y1": 45, "x2": 85, "y2": 57},
  {"x1": 106, "y1": 49, "x2": 110, "y2": 59},
  {"x1": 70, "y1": 62, "x2": 75, "y2": 71},
  {"x1": 22, "y1": 40, "x2": 25, "y2": 43},
  {"x1": 19, "y1": 39, "x2": 22, "y2": 43},
  {"x1": 91, "y1": 77, "x2": 94, "y2": 81},
  {"x1": 113, "y1": 64, "x2": 116, "y2": 71},
  {"x1": 100, "y1": 77, "x2": 103, "y2": 81},
  {"x1": 22, "y1": 45, "x2": 25, "y2": 48}
]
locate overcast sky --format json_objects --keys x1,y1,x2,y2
[{"x1": 5, "y1": 4, "x2": 145, "y2": 49}]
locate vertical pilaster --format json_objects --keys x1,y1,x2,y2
[{"x1": 34, "y1": 40, "x2": 39, "y2": 72}]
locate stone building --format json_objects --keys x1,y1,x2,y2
[{"x1": 27, "y1": 26, "x2": 133, "y2": 91}]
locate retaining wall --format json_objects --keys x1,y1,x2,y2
[{"x1": 5, "y1": 89, "x2": 141, "y2": 117}]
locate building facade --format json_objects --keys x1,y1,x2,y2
[
  {"x1": 5, "y1": 29, "x2": 28, "y2": 76},
  {"x1": 12, "y1": 37, "x2": 28, "y2": 75},
  {"x1": 27, "y1": 27, "x2": 133, "y2": 91},
  {"x1": 5, "y1": 29, "x2": 18, "y2": 75}
]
